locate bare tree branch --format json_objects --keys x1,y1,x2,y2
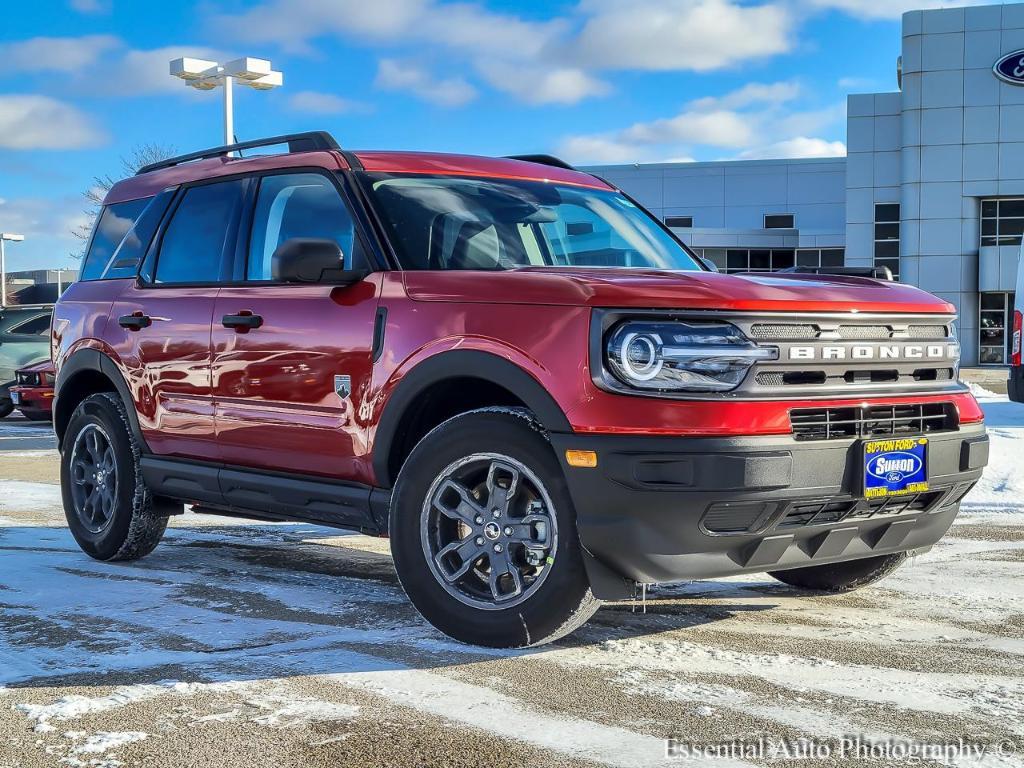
[{"x1": 71, "y1": 143, "x2": 177, "y2": 253}]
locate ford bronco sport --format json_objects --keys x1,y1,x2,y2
[{"x1": 53, "y1": 132, "x2": 989, "y2": 648}]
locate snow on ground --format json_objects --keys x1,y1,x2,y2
[
  {"x1": 1, "y1": 395, "x2": 1023, "y2": 767},
  {"x1": 962, "y1": 384, "x2": 1024, "y2": 513}
]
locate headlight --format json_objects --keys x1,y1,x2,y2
[{"x1": 605, "y1": 320, "x2": 778, "y2": 392}]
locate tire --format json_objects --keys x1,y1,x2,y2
[
  {"x1": 390, "y1": 408, "x2": 600, "y2": 648},
  {"x1": 0, "y1": 399, "x2": 13, "y2": 419},
  {"x1": 60, "y1": 392, "x2": 169, "y2": 562},
  {"x1": 768, "y1": 552, "x2": 908, "y2": 593}
]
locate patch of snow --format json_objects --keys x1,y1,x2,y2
[
  {"x1": 248, "y1": 695, "x2": 359, "y2": 728},
  {"x1": 72, "y1": 731, "x2": 147, "y2": 754},
  {"x1": 966, "y1": 381, "x2": 1002, "y2": 399},
  {"x1": 961, "y1": 395, "x2": 1024, "y2": 514},
  {"x1": 0, "y1": 480, "x2": 62, "y2": 514}
]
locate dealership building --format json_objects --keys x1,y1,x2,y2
[{"x1": 587, "y1": 2, "x2": 1024, "y2": 366}]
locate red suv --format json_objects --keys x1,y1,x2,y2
[{"x1": 53, "y1": 132, "x2": 989, "y2": 647}]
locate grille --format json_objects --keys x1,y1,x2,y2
[
  {"x1": 778, "y1": 491, "x2": 942, "y2": 529},
  {"x1": 790, "y1": 402, "x2": 957, "y2": 441},
  {"x1": 16, "y1": 372, "x2": 40, "y2": 386}
]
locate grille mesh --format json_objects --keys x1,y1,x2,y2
[
  {"x1": 778, "y1": 491, "x2": 941, "y2": 529},
  {"x1": 748, "y1": 323, "x2": 817, "y2": 340},
  {"x1": 835, "y1": 325, "x2": 890, "y2": 339},
  {"x1": 907, "y1": 325, "x2": 948, "y2": 339}
]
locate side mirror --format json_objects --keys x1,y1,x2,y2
[
  {"x1": 271, "y1": 238, "x2": 367, "y2": 284},
  {"x1": 698, "y1": 255, "x2": 720, "y2": 272}
]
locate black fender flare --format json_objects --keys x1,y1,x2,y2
[
  {"x1": 54, "y1": 348, "x2": 149, "y2": 452},
  {"x1": 372, "y1": 349, "x2": 572, "y2": 488}
]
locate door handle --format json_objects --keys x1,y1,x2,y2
[
  {"x1": 118, "y1": 312, "x2": 152, "y2": 330},
  {"x1": 222, "y1": 311, "x2": 263, "y2": 331}
]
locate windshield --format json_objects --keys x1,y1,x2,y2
[{"x1": 361, "y1": 173, "x2": 703, "y2": 272}]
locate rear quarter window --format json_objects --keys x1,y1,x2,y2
[{"x1": 80, "y1": 198, "x2": 152, "y2": 281}]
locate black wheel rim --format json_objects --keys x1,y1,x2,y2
[
  {"x1": 420, "y1": 453, "x2": 558, "y2": 611},
  {"x1": 69, "y1": 423, "x2": 118, "y2": 534}
]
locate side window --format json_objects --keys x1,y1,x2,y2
[
  {"x1": 155, "y1": 180, "x2": 245, "y2": 284},
  {"x1": 8, "y1": 313, "x2": 52, "y2": 336},
  {"x1": 248, "y1": 173, "x2": 359, "y2": 281},
  {"x1": 80, "y1": 198, "x2": 150, "y2": 281}
]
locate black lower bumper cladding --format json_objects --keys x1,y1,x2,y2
[{"x1": 550, "y1": 424, "x2": 988, "y2": 585}]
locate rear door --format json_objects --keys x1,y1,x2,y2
[
  {"x1": 211, "y1": 171, "x2": 380, "y2": 484},
  {"x1": 110, "y1": 179, "x2": 247, "y2": 459}
]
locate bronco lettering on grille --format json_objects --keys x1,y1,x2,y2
[{"x1": 788, "y1": 344, "x2": 956, "y2": 361}]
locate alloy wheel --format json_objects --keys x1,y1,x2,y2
[
  {"x1": 420, "y1": 453, "x2": 558, "y2": 610},
  {"x1": 69, "y1": 423, "x2": 118, "y2": 534}
]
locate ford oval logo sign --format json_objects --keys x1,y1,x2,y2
[
  {"x1": 994, "y1": 50, "x2": 1024, "y2": 85},
  {"x1": 866, "y1": 452, "x2": 923, "y2": 483}
]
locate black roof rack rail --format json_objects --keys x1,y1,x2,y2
[
  {"x1": 504, "y1": 154, "x2": 578, "y2": 171},
  {"x1": 136, "y1": 131, "x2": 342, "y2": 175},
  {"x1": 779, "y1": 265, "x2": 894, "y2": 282}
]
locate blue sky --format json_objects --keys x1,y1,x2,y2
[{"x1": 0, "y1": 0, "x2": 985, "y2": 270}]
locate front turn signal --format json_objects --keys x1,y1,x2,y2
[{"x1": 565, "y1": 449, "x2": 598, "y2": 468}]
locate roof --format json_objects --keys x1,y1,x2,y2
[{"x1": 105, "y1": 148, "x2": 610, "y2": 205}]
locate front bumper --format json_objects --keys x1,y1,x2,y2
[
  {"x1": 550, "y1": 424, "x2": 988, "y2": 585},
  {"x1": 9, "y1": 386, "x2": 54, "y2": 415}
]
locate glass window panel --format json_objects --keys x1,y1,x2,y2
[
  {"x1": 796, "y1": 249, "x2": 820, "y2": 266},
  {"x1": 763, "y1": 214, "x2": 794, "y2": 229},
  {"x1": 770, "y1": 249, "x2": 795, "y2": 269},
  {"x1": 999, "y1": 199, "x2": 1024, "y2": 217},
  {"x1": 874, "y1": 222, "x2": 899, "y2": 240},
  {"x1": 999, "y1": 218, "x2": 1024, "y2": 237},
  {"x1": 664, "y1": 216, "x2": 693, "y2": 228},
  {"x1": 822, "y1": 249, "x2": 845, "y2": 266},
  {"x1": 727, "y1": 249, "x2": 748, "y2": 270},
  {"x1": 981, "y1": 236, "x2": 998, "y2": 246},
  {"x1": 156, "y1": 181, "x2": 244, "y2": 284},
  {"x1": 874, "y1": 203, "x2": 900, "y2": 222},
  {"x1": 875, "y1": 240, "x2": 899, "y2": 258},
  {"x1": 981, "y1": 292, "x2": 1007, "y2": 310},
  {"x1": 982, "y1": 218, "x2": 997, "y2": 236},
  {"x1": 979, "y1": 346, "x2": 1005, "y2": 364},
  {"x1": 749, "y1": 250, "x2": 771, "y2": 269},
  {"x1": 981, "y1": 200, "x2": 997, "y2": 217}
]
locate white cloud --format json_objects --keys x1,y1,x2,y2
[
  {"x1": 209, "y1": 0, "x2": 428, "y2": 53},
  {"x1": 0, "y1": 35, "x2": 120, "y2": 73},
  {"x1": 572, "y1": 0, "x2": 793, "y2": 72},
  {"x1": 95, "y1": 45, "x2": 225, "y2": 96},
  {"x1": 375, "y1": 59, "x2": 477, "y2": 107},
  {"x1": 205, "y1": 0, "x2": 798, "y2": 105},
  {"x1": 288, "y1": 90, "x2": 369, "y2": 114},
  {"x1": 804, "y1": 0, "x2": 988, "y2": 19},
  {"x1": 738, "y1": 136, "x2": 847, "y2": 159},
  {"x1": 0, "y1": 196, "x2": 92, "y2": 264},
  {"x1": 0, "y1": 95, "x2": 106, "y2": 149},
  {"x1": 476, "y1": 62, "x2": 609, "y2": 106},
  {"x1": 558, "y1": 81, "x2": 845, "y2": 164}
]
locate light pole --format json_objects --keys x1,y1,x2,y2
[
  {"x1": 170, "y1": 57, "x2": 283, "y2": 147},
  {"x1": 0, "y1": 233, "x2": 25, "y2": 308}
]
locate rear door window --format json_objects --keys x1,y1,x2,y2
[
  {"x1": 80, "y1": 198, "x2": 150, "y2": 281},
  {"x1": 155, "y1": 180, "x2": 245, "y2": 284}
]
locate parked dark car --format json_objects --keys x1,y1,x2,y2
[
  {"x1": 10, "y1": 359, "x2": 55, "y2": 421},
  {"x1": 0, "y1": 305, "x2": 53, "y2": 418}
]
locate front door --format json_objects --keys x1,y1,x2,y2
[
  {"x1": 111, "y1": 178, "x2": 246, "y2": 460},
  {"x1": 211, "y1": 171, "x2": 379, "y2": 484}
]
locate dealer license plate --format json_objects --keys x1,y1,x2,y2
[
  {"x1": 863, "y1": 437, "x2": 929, "y2": 499},
  {"x1": 9, "y1": 392, "x2": 19, "y2": 405}
]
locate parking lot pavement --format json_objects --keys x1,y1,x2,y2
[
  {"x1": 0, "y1": 416, "x2": 56, "y2": 453},
  {"x1": 2, "y1": 395, "x2": 1023, "y2": 767}
]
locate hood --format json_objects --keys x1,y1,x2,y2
[
  {"x1": 403, "y1": 268, "x2": 956, "y2": 315},
  {"x1": 15, "y1": 359, "x2": 54, "y2": 375}
]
